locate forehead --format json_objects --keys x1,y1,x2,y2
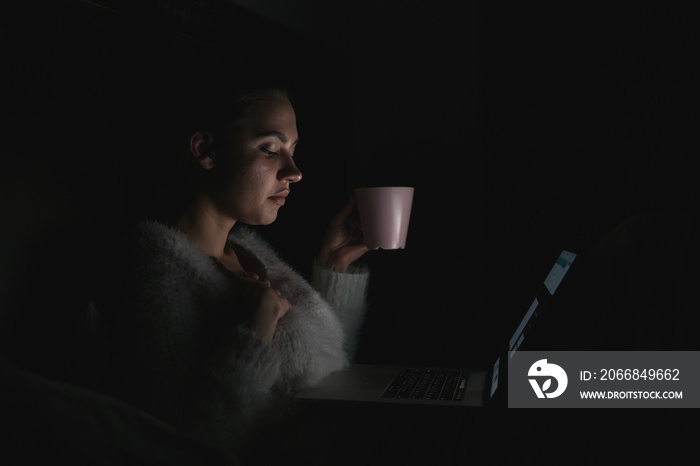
[{"x1": 242, "y1": 92, "x2": 297, "y2": 134}]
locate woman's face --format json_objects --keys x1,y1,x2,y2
[{"x1": 210, "y1": 91, "x2": 302, "y2": 225}]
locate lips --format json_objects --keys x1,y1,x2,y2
[{"x1": 269, "y1": 190, "x2": 289, "y2": 206}]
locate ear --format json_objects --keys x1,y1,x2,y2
[{"x1": 189, "y1": 131, "x2": 216, "y2": 170}]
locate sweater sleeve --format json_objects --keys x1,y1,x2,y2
[{"x1": 310, "y1": 262, "x2": 370, "y2": 360}]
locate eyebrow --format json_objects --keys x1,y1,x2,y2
[{"x1": 257, "y1": 131, "x2": 298, "y2": 146}]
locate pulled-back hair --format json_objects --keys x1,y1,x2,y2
[{"x1": 185, "y1": 80, "x2": 292, "y2": 138}]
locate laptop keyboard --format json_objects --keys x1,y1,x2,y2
[{"x1": 381, "y1": 369, "x2": 468, "y2": 401}]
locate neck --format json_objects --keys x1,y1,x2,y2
[{"x1": 175, "y1": 193, "x2": 236, "y2": 260}]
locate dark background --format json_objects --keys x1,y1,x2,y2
[
  {"x1": 2, "y1": 1, "x2": 700, "y2": 461},
  {"x1": 2, "y1": 0, "x2": 699, "y2": 376}
]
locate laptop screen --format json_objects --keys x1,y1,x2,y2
[
  {"x1": 508, "y1": 250, "x2": 576, "y2": 356},
  {"x1": 544, "y1": 250, "x2": 577, "y2": 295},
  {"x1": 488, "y1": 250, "x2": 576, "y2": 401},
  {"x1": 490, "y1": 356, "x2": 500, "y2": 398}
]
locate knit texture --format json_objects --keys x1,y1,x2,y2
[{"x1": 96, "y1": 221, "x2": 369, "y2": 450}]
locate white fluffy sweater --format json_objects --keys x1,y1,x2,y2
[{"x1": 97, "y1": 221, "x2": 369, "y2": 449}]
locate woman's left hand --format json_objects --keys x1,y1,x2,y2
[{"x1": 317, "y1": 195, "x2": 370, "y2": 272}]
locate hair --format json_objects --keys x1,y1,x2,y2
[{"x1": 188, "y1": 82, "x2": 292, "y2": 139}]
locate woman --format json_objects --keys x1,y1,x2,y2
[{"x1": 94, "y1": 79, "x2": 371, "y2": 452}]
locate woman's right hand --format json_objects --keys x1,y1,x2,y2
[{"x1": 231, "y1": 273, "x2": 291, "y2": 343}]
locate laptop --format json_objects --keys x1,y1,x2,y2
[{"x1": 295, "y1": 250, "x2": 577, "y2": 408}]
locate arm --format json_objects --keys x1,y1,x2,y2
[
  {"x1": 310, "y1": 261, "x2": 369, "y2": 360},
  {"x1": 313, "y1": 194, "x2": 371, "y2": 358}
]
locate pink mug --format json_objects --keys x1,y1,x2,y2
[{"x1": 354, "y1": 187, "x2": 414, "y2": 250}]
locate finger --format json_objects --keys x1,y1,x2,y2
[
  {"x1": 347, "y1": 211, "x2": 363, "y2": 231},
  {"x1": 330, "y1": 195, "x2": 357, "y2": 225},
  {"x1": 232, "y1": 273, "x2": 270, "y2": 291},
  {"x1": 344, "y1": 242, "x2": 370, "y2": 260},
  {"x1": 279, "y1": 297, "x2": 293, "y2": 317}
]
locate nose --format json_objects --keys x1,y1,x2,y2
[{"x1": 279, "y1": 154, "x2": 302, "y2": 183}]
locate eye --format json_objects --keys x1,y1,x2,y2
[{"x1": 260, "y1": 146, "x2": 278, "y2": 156}]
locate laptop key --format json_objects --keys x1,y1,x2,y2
[
  {"x1": 382, "y1": 369, "x2": 413, "y2": 398},
  {"x1": 396, "y1": 370, "x2": 423, "y2": 398},
  {"x1": 425, "y1": 371, "x2": 448, "y2": 400},
  {"x1": 411, "y1": 370, "x2": 437, "y2": 399},
  {"x1": 439, "y1": 371, "x2": 462, "y2": 400},
  {"x1": 383, "y1": 369, "x2": 469, "y2": 401}
]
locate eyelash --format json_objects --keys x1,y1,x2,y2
[{"x1": 261, "y1": 147, "x2": 296, "y2": 160}]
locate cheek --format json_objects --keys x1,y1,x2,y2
[
  {"x1": 226, "y1": 161, "x2": 274, "y2": 199},
  {"x1": 246, "y1": 159, "x2": 279, "y2": 185}
]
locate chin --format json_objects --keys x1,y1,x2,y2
[{"x1": 245, "y1": 212, "x2": 278, "y2": 226}]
